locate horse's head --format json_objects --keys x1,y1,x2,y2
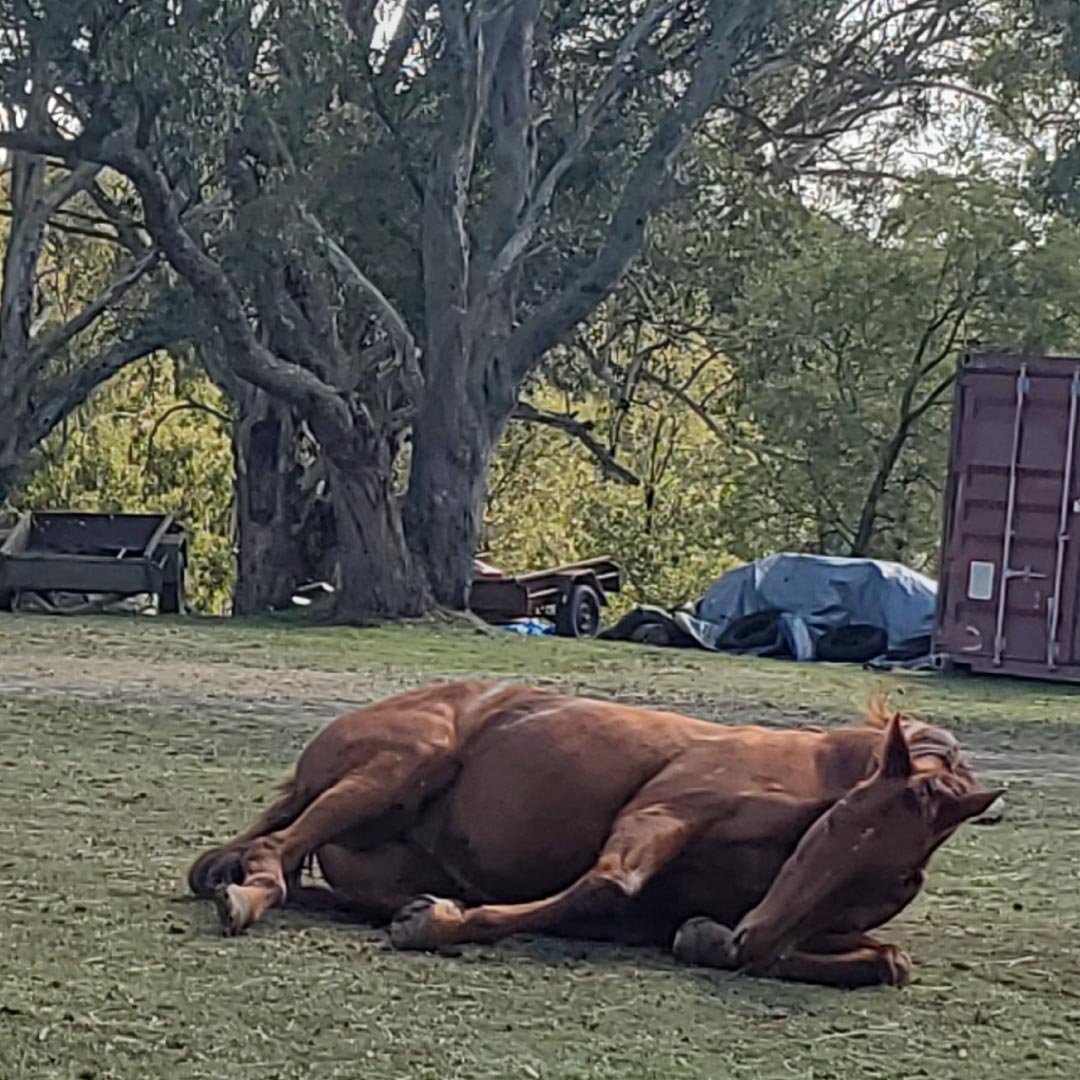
[{"x1": 732, "y1": 703, "x2": 1000, "y2": 969}]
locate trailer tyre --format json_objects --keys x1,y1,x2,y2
[
  {"x1": 556, "y1": 583, "x2": 602, "y2": 638},
  {"x1": 815, "y1": 624, "x2": 887, "y2": 663}
]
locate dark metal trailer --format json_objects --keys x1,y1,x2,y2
[
  {"x1": 469, "y1": 556, "x2": 622, "y2": 638},
  {"x1": 0, "y1": 511, "x2": 187, "y2": 614},
  {"x1": 933, "y1": 349, "x2": 1080, "y2": 682}
]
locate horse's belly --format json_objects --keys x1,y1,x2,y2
[{"x1": 408, "y1": 720, "x2": 663, "y2": 902}]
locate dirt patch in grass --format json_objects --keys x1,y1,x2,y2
[{"x1": 1, "y1": 617, "x2": 1079, "y2": 1078}]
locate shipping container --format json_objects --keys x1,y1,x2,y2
[{"x1": 933, "y1": 349, "x2": 1080, "y2": 682}]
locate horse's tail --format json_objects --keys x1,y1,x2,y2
[{"x1": 186, "y1": 773, "x2": 309, "y2": 897}]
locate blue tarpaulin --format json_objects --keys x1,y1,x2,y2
[{"x1": 602, "y1": 553, "x2": 937, "y2": 664}]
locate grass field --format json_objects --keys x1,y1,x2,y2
[{"x1": 1, "y1": 613, "x2": 1079, "y2": 1079}]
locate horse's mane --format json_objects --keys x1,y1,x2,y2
[
  {"x1": 864, "y1": 693, "x2": 915, "y2": 730},
  {"x1": 864, "y1": 694, "x2": 965, "y2": 771}
]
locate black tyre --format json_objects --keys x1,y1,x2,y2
[
  {"x1": 630, "y1": 621, "x2": 672, "y2": 646},
  {"x1": 555, "y1": 583, "x2": 602, "y2": 638},
  {"x1": 717, "y1": 610, "x2": 782, "y2": 651},
  {"x1": 815, "y1": 624, "x2": 887, "y2": 663}
]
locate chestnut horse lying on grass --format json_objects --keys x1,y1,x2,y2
[{"x1": 189, "y1": 681, "x2": 999, "y2": 988}]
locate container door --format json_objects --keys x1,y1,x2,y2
[{"x1": 938, "y1": 364, "x2": 1080, "y2": 668}]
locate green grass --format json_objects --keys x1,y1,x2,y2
[
  {"x1": 1, "y1": 614, "x2": 1079, "y2": 1078},
  {"x1": 4, "y1": 611, "x2": 1080, "y2": 724}
]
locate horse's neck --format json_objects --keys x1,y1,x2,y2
[{"x1": 816, "y1": 728, "x2": 886, "y2": 791}]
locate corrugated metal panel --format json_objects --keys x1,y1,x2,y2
[{"x1": 933, "y1": 350, "x2": 1080, "y2": 682}]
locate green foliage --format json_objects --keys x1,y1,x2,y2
[
  {"x1": 15, "y1": 360, "x2": 235, "y2": 614},
  {"x1": 486, "y1": 334, "x2": 743, "y2": 612},
  {"x1": 487, "y1": 169, "x2": 1080, "y2": 598},
  {"x1": 724, "y1": 176, "x2": 1080, "y2": 564}
]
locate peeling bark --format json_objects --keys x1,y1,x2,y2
[
  {"x1": 317, "y1": 419, "x2": 432, "y2": 619},
  {"x1": 231, "y1": 391, "x2": 336, "y2": 614}
]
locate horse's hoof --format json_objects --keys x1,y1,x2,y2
[
  {"x1": 389, "y1": 894, "x2": 465, "y2": 951},
  {"x1": 877, "y1": 944, "x2": 912, "y2": 987},
  {"x1": 672, "y1": 917, "x2": 738, "y2": 969},
  {"x1": 213, "y1": 883, "x2": 252, "y2": 937}
]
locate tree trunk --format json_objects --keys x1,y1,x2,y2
[
  {"x1": 320, "y1": 421, "x2": 433, "y2": 620},
  {"x1": 0, "y1": 400, "x2": 41, "y2": 509},
  {"x1": 404, "y1": 370, "x2": 509, "y2": 609},
  {"x1": 231, "y1": 391, "x2": 336, "y2": 614},
  {"x1": 0, "y1": 414, "x2": 26, "y2": 506},
  {"x1": 849, "y1": 427, "x2": 908, "y2": 558},
  {"x1": 0, "y1": 451, "x2": 22, "y2": 507}
]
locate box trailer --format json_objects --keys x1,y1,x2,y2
[
  {"x1": 933, "y1": 349, "x2": 1080, "y2": 682},
  {"x1": 0, "y1": 511, "x2": 187, "y2": 614}
]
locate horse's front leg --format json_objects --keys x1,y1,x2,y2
[
  {"x1": 389, "y1": 805, "x2": 693, "y2": 950},
  {"x1": 672, "y1": 869, "x2": 927, "y2": 988},
  {"x1": 673, "y1": 922, "x2": 912, "y2": 988}
]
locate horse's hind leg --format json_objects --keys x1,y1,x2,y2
[
  {"x1": 215, "y1": 735, "x2": 457, "y2": 936},
  {"x1": 187, "y1": 778, "x2": 308, "y2": 897},
  {"x1": 295, "y1": 841, "x2": 462, "y2": 924}
]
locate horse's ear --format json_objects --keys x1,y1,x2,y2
[
  {"x1": 878, "y1": 713, "x2": 912, "y2": 780},
  {"x1": 936, "y1": 789, "x2": 1004, "y2": 830}
]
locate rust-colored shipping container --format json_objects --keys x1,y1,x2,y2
[{"x1": 934, "y1": 349, "x2": 1080, "y2": 682}]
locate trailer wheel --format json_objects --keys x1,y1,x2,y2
[{"x1": 555, "y1": 583, "x2": 601, "y2": 638}]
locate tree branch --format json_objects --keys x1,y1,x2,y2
[
  {"x1": 27, "y1": 311, "x2": 189, "y2": 446},
  {"x1": 908, "y1": 368, "x2": 957, "y2": 424},
  {"x1": 87, "y1": 180, "x2": 151, "y2": 253},
  {"x1": 0, "y1": 135, "x2": 313, "y2": 426},
  {"x1": 144, "y1": 399, "x2": 233, "y2": 474},
  {"x1": 640, "y1": 365, "x2": 732, "y2": 441},
  {"x1": 421, "y1": 0, "x2": 516, "y2": 379},
  {"x1": 0, "y1": 205, "x2": 131, "y2": 247},
  {"x1": 508, "y1": 0, "x2": 766, "y2": 381},
  {"x1": 300, "y1": 207, "x2": 424, "y2": 406},
  {"x1": 0, "y1": 130, "x2": 81, "y2": 165},
  {"x1": 27, "y1": 247, "x2": 160, "y2": 373},
  {"x1": 477, "y1": 0, "x2": 542, "y2": 284},
  {"x1": 512, "y1": 400, "x2": 639, "y2": 485},
  {"x1": 40, "y1": 162, "x2": 100, "y2": 214},
  {"x1": 97, "y1": 138, "x2": 351, "y2": 429},
  {"x1": 485, "y1": 0, "x2": 673, "y2": 292}
]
